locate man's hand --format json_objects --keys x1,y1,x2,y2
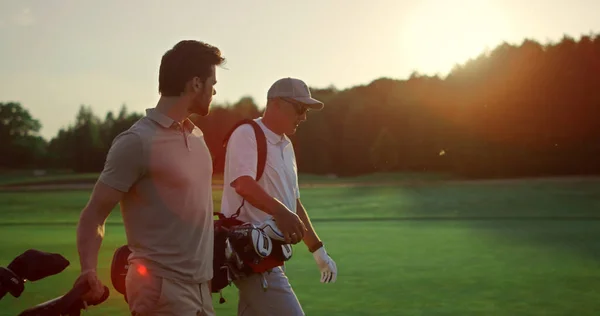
[
  {"x1": 296, "y1": 198, "x2": 335, "y2": 281},
  {"x1": 73, "y1": 270, "x2": 106, "y2": 303},
  {"x1": 232, "y1": 176, "x2": 307, "y2": 244},
  {"x1": 272, "y1": 207, "x2": 307, "y2": 244},
  {"x1": 313, "y1": 247, "x2": 337, "y2": 283}
]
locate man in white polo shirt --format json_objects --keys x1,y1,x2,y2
[
  {"x1": 73, "y1": 40, "x2": 225, "y2": 315},
  {"x1": 220, "y1": 77, "x2": 338, "y2": 315}
]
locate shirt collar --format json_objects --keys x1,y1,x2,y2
[
  {"x1": 256, "y1": 117, "x2": 287, "y2": 145},
  {"x1": 146, "y1": 108, "x2": 196, "y2": 133}
]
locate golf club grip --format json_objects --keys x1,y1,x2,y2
[
  {"x1": 61, "y1": 285, "x2": 110, "y2": 314},
  {"x1": 88, "y1": 286, "x2": 110, "y2": 306},
  {"x1": 67, "y1": 284, "x2": 110, "y2": 310},
  {"x1": 65, "y1": 287, "x2": 109, "y2": 316}
]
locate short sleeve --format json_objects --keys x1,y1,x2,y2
[
  {"x1": 225, "y1": 124, "x2": 258, "y2": 184},
  {"x1": 98, "y1": 131, "x2": 145, "y2": 192}
]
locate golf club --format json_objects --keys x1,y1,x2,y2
[
  {"x1": 18, "y1": 281, "x2": 110, "y2": 316},
  {"x1": 0, "y1": 249, "x2": 70, "y2": 300}
]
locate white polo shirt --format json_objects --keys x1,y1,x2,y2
[{"x1": 220, "y1": 117, "x2": 300, "y2": 225}]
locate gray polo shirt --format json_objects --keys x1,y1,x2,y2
[{"x1": 99, "y1": 108, "x2": 214, "y2": 283}]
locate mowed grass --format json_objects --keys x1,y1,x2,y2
[
  {"x1": 0, "y1": 170, "x2": 100, "y2": 186},
  {"x1": 1, "y1": 176, "x2": 600, "y2": 315}
]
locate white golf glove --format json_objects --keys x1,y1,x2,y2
[{"x1": 313, "y1": 247, "x2": 337, "y2": 283}]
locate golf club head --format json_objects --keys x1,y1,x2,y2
[
  {"x1": 224, "y1": 239, "x2": 234, "y2": 260},
  {"x1": 18, "y1": 281, "x2": 110, "y2": 316},
  {"x1": 257, "y1": 219, "x2": 292, "y2": 260},
  {"x1": 0, "y1": 267, "x2": 24, "y2": 299},
  {"x1": 8, "y1": 249, "x2": 70, "y2": 282},
  {"x1": 0, "y1": 249, "x2": 69, "y2": 299},
  {"x1": 258, "y1": 218, "x2": 285, "y2": 242},
  {"x1": 228, "y1": 225, "x2": 273, "y2": 262},
  {"x1": 251, "y1": 227, "x2": 273, "y2": 258},
  {"x1": 278, "y1": 243, "x2": 293, "y2": 261}
]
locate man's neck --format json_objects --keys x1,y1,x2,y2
[
  {"x1": 155, "y1": 96, "x2": 189, "y2": 123},
  {"x1": 261, "y1": 114, "x2": 284, "y2": 136}
]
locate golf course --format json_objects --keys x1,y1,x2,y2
[
  {"x1": 4, "y1": 1, "x2": 600, "y2": 314},
  {"x1": 1, "y1": 172, "x2": 599, "y2": 315}
]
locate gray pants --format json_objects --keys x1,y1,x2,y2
[{"x1": 233, "y1": 266, "x2": 304, "y2": 316}]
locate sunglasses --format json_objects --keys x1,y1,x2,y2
[{"x1": 281, "y1": 97, "x2": 310, "y2": 115}]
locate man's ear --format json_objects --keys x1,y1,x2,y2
[
  {"x1": 187, "y1": 77, "x2": 203, "y2": 93},
  {"x1": 182, "y1": 80, "x2": 196, "y2": 95}
]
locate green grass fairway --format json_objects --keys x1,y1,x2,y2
[
  {"x1": 1, "y1": 177, "x2": 600, "y2": 315},
  {"x1": 0, "y1": 170, "x2": 100, "y2": 186}
]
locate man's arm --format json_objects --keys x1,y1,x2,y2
[
  {"x1": 73, "y1": 131, "x2": 144, "y2": 301},
  {"x1": 76, "y1": 181, "x2": 124, "y2": 273},
  {"x1": 232, "y1": 176, "x2": 306, "y2": 244},
  {"x1": 77, "y1": 131, "x2": 144, "y2": 272},
  {"x1": 295, "y1": 198, "x2": 323, "y2": 252},
  {"x1": 226, "y1": 125, "x2": 289, "y2": 217},
  {"x1": 232, "y1": 176, "x2": 292, "y2": 217},
  {"x1": 225, "y1": 125, "x2": 306, "y2": 243}
]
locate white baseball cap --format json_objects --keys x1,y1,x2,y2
[{"x1": 267, "y1": 77, "x2": 324, "y2": 110}]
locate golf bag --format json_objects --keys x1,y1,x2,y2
[
  {"x1": 110, "y1": 244, "x2": 131, "y2": 301},
  {"x1": 0, "y1": 248, "x2": 109, "y2": 315},
  {"x1": 211, "y1": 119, "x2": 293, "y2": 296}
]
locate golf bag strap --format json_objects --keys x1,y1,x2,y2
[{"x1": 221, "y1": 119, "x2": 267, "y2": 218}]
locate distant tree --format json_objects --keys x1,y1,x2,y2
[
  {"x1": 0, "y1": 102, "x2": 46, "y2": 168},
  {"x1": 370, "y1": 128, "x2": 398, "y2": 171},
  {"x1": 46, "y1": 104, "x2": 142, "y2": 172},
  {"x1": 7, "y1": 32, "x2": 600, "y2": 177}
]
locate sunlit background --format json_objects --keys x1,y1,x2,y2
[{"x1": 1, "y1": 0, "x2": 599, "y2": 140}]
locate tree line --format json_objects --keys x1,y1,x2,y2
[{"x1": 2, "y1": 34, "x2": 600, "y2": 178}]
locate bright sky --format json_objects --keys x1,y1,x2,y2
[{"x1": 1, "y1": 0, "x2": 599, "y2": 140}]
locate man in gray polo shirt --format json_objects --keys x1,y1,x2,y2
[
  {"x1": 73, "y1": 40, "x2": 225, "y2": 315},
  {"x1": 221, "y1": 77, "x2": 338, "y2": 315}
]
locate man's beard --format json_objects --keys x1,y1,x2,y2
[{"x1": 190, "y1": 93, "x2": 210, "y2": 116}]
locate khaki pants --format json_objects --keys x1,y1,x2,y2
[
  {"x1": 126, "y1": 262, "x2": 214, "y2": 316},
  {"x1": 233, "y1": 266, "x2": 304, "y2": 316}
]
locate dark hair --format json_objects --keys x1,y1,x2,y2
[{"x1": 158, "y1": 40, "x2": 226, "y2": 96}]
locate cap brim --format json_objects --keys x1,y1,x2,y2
[{"x1": 293, "y1": 97, "x2": 324, "y2": 110}]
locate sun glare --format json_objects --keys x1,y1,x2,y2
[{"x1": 399, "y1": 0, "x2": 513, "y2": 76}]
